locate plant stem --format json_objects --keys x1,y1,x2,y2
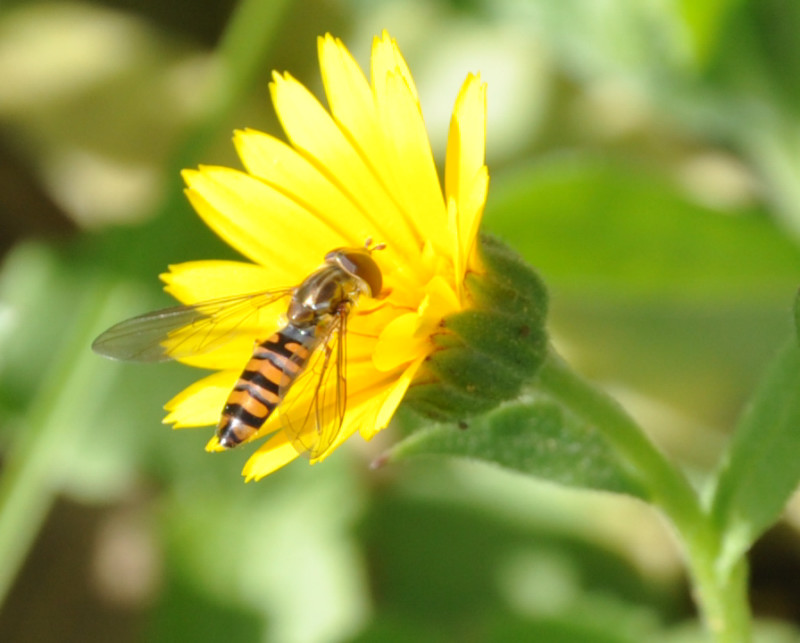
[
  {"x1": 536, "y1": 346, "x2": 752, "y2": 642},
  {"x1": 0, "y1": 282, "x2": 123, "y2": 604},
  {"x1": 172, "y1": 0, "x2": 294, "y2": 171},
  {"x1": 536, "y1": 349, "x2": 703, "y2": 530},
  {"x1": 690, "y1": 546, "x2": 752, "y2": 642},
  {"x1": 0, "y1": 0, "x2": 294, "y2": 607}
]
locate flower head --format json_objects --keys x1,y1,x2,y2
[{"x1": 162, "y1": 32, "x2": 489, "y2": 480}]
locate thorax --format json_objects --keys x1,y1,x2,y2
[{"x1": 287, "y1": 264, "x2": 364, "y2": 328}]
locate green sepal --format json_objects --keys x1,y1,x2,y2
[
  {"x1": 403, "y1": 235, "x2": 548, "y2": 422},
  {"x1": 443, "y1": 311, "x2": 547, "y2": 378},
  {"x1": 466, "y1": 234, "x2": 549, "y2": 320},
  {"x1": 427, "y1": 344, "x2": 527, "y2": 403},
  {"x1": 402, "y1": 381, "x2": 499, "y2": 421}
]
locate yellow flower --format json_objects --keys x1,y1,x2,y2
[{"x1": 162, "y1": 31, "x2": 488, "y2": 481}]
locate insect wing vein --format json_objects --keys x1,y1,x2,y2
[
  {"x1": 92, "y1": 289, "x2": 294, "y2": 362},
  {"x1": 279, "y1": 313, "x2": 347, "y2": 459}
]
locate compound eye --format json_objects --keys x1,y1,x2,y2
[{"x1": 337, "y1": 249, "x2": 383, "y2": 296}]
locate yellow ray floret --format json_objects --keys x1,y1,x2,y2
[{"x1": 162, "y1": 32, "x2": 488, "y2": 480}]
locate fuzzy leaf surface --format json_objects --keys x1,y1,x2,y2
[
  {"x1": 389, "y1": 397, "x2": 647, "y2": 498},
  {"x1": 711, "y1": 341, "x2": 800, "y2": 565}
]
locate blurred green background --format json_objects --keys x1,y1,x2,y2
[{"x1": 2, "y1": 0, "x2": 800, "y2": 641}]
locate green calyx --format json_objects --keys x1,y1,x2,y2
[{"x1": 404, "y1": 235, "x2": 548, "y2": 421}]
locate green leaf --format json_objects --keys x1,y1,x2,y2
[
  {"x1": 486, "y1": 614, "x2": 656, "y2": 643},
  {"x1": 705, "y1": 0, "x2": 800, "y2": 116},
  {"x1": 146, "y1": 573, "x2": 262, "y2": 643},
  {"x1": 388, "y1": 397, "x2": 647, "y2": 498},
  {"x1": 795, "y1": 289, "x2": 800, "y2": 346},
  {"x1": 360, "y1": 492, "x2": 677, "y2": 640},
  {"x1": 711, "y1": 340, "x2": 800, "y2": 568},
  {"x1": 678, "y1": 0, "x2": 740, "y2": 70},
  {"x1": 485, "y1": 155, "x2": 800, "y2": 303}
]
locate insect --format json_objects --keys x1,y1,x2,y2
[{"x1": 92, "y1": 243, "x2": 384, "y2": 459}]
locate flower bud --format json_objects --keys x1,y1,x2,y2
[{"x1": 403, "y1": 235, "x2": 548, "y2": 421}]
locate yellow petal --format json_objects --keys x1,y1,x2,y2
[
  {"x1": 240, "y1": 351, "x2": 406, "y2": 479},
  {"x1": 234, "y1": 130, "x2": 384, "y2": 254},
  {"x1": 372, "y1": 274, "x2": 459, "y2": 372},
  {"x1": 321, "y1": 34, "x2": 447, "y2": 263},
  {"x1": 376, "y1": 69, "x2": 449, "y2": 258},
  {"x1": 369, "y1": 354, "x2": 426, "y2": 438},
  {"x1": 163, "y1": 370, "x2": 238, "y2": 427},
  {"x1": 372, "y1": 312, "x2": 430, "y2": 372},
  {"x1": 272, "y1": 343, "x2": 394, "y2": 461},
  {"x1": 159, "y1": 263, "x2": 290, "y2": 369},
  {"x1": 445, "y1": 74, "x2": 488, "y2": 278},
  {"x1": 270, "y1": 71, "x2": 422, "y2": 260},
  {"x1": 166, "y1": 33, "x2": 491, "y2": 481},
  {"x1": 422, "y1": 273, "x2": 461, "y2": 322},
  {"x1": 445, "y1": 74, "x2": 486, "y2": 203},
  {"x1": 464, "y1": 165, "x2": 488, "y2": 273},
  {"x1": 447, "y1": 197, "x2": 463, "y2": 300},
  {"x1": 242, "y1": 431, "x2": 301, "y2": 481},
  {"x1": 160, "y1": 260, "x2": 273, "y2": 304},
  {"x1": 164, "y1": 320, "x2": 277, "y2": 371},
  {"x1": 205, "y1": 435, "x2": 224, "y2": 452},
  {"x1": 308, "y1": 380, "x2": 398, "y2": 461},
  {"x1": 183, "y1": 166, "x2": 345, "y2": 273},
  {"x1": 371, "y1": 31, "x2": 418, "y2": 103},
  {"x1": 318, "y1": 34, "x2": 381, "y2": 158}
]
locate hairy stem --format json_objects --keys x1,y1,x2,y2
[{"x1": 536, "y1": 347, "x2": 751, "y2": 642}]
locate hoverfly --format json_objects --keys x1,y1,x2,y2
[{"x1": 92, "y1": 243, "x2": 384, "y2": 459}]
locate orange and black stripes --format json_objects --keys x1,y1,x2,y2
[
  {"x1": 216, "y1": 327, "x2": 318, "y2": 448},
  {"x1": 212, "y1": 246, "x2": 381, "y2": 453},
  {"x1": 90, "y1": 245, "x2": 385, "y2": 459}
]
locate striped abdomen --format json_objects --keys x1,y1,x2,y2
[{"x1": 216, "y1": 326, "x2": 316, "y2": 448}]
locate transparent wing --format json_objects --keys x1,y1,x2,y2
[
  {"x1": 92, "y1": 288, "x2": 295, "y2": 362},
  {"x1": 279, "y1": 309, "x2": 348, "y2": 459}
]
